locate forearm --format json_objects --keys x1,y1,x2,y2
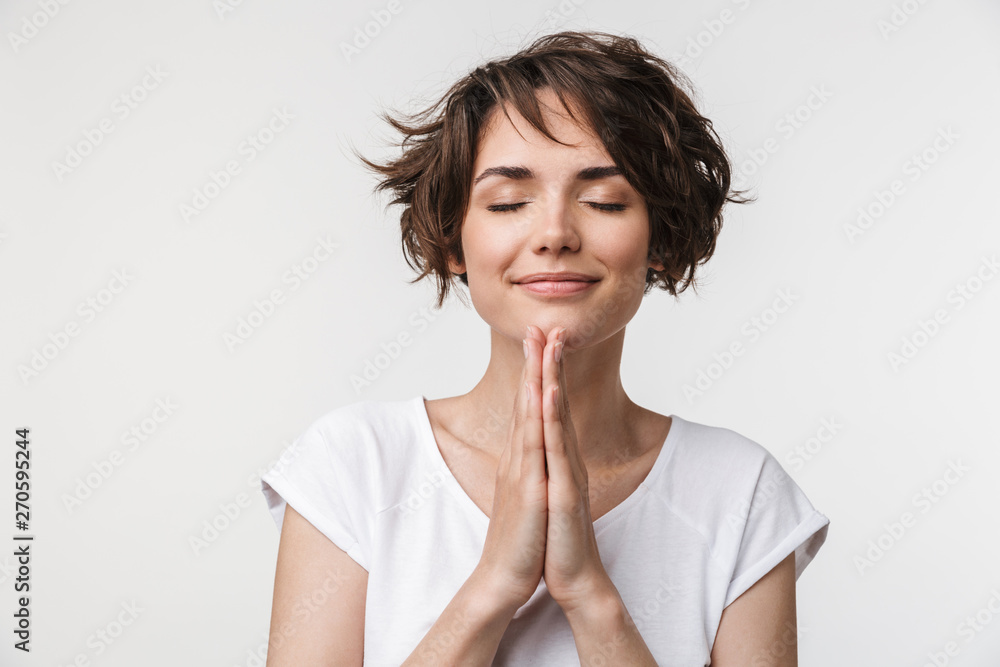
[
  {"x1": 401, "y1": 568, "x2": 518, "y2": 666},
  {"x1": 564, "y1": 582, "x2": 658, "y2": 667}
]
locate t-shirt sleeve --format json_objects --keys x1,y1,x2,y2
[
  {"x1": 260, "y1": 414, "x2": 372, "y2": 571},
  {"x1": 722, "y1": 449, "x2": 829, "y2": 609}
]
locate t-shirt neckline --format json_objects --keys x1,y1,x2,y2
[{"x1": 414, "y1": 395, "x2": 683, "y2": 531}]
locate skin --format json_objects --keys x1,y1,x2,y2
[
  {"x1": 443, "y1": 88, "x2": 667, "y2": 472},
  {"x1": 264, "y1": 85, "x2": 798, "y2": 666},
  {"x1": 437, "y1": 87, "x2": 798, "y2": 663},
  {"x1": 443, "y1": 87, "x2": 666, "y2": 601}
]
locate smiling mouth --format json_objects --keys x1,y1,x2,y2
[{"x1": 516, "y1": 280, "x2": 598, "y2": 296}]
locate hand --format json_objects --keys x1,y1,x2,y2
[
  {"x1": 526, "y1": 324, "x2": 612, "y2": 614},
  {"x1": 474, "y1": 325, "x2": 550, "y2": 612}
]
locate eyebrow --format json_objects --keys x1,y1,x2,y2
[{"x1": 472, "y1": 164, "x2": 622, "y2": 186}]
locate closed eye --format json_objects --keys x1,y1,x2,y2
[
  {"x1": 588, "y1": 202, "x2": 627, "y2": 212},
  {"x1": 486, "y1": 202, "x2": 527, "y2": 213},
  {"x1": 486, "y1": 202, "x2": 627, "y2": 213}
]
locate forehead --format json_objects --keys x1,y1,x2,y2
[{"x1": 475, "y1": 89, "x2": 609, "y2": 163}]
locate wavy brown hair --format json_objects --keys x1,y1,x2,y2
[{"x1": 354, "y1": 30, "x2": 753, "y2": 309}]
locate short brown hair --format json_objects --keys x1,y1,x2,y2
[{"x1": 355, "y1": 30, "x2": 752, "y2": 309}]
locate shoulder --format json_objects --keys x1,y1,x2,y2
[
  {"x1": 294, "y1": 396, "x2": 425, "y2": 456},
  {"x1": 303, "y1": 396, "x2": 423, "y2": 442},
  {"x1": 665, "y1": 415, "x2": 775, "y2": 489},
  {"x1": 653, "y1": 415, "x2": 798, "y2": 547},
  {"x1": 275, "y1": 396, "x2": 437, "y2": 512},
  {"x1": 259, "y1": 397, "x2": 428, "y2": 572},
  {"x1": 269, "y1": 396, "x2": 426, "y2": 487},
  {"x1": 659, "y1": 415, "x2": 829, "y2": 595}
]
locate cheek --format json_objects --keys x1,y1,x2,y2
[
  {"x1": 592, "y1": 224, "x2": 650, "y2": 266},
  {"x1": 589, "y1": 226, "x2": 653, "y2": 302},
  {"x1": 461, "y1": 219, "x2": 518, "y2": 279}
]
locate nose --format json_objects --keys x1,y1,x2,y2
[{"x1": 527, "y1": 197, "x2": 581, "y2": 256}]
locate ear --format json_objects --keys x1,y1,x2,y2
[
  {"x1": 447, "y1": 254, "x2": 466, "y2": 275},
  {"x1": 649, "y1": 258, "x2": 665, "y2": 272}
]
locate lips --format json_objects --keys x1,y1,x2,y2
[
  {"x1": 513, "y1": 272, "x2": 599, "y2": 284},
  {"x1": 513, "y1": 273, "x2": 600, "y2": 296}
]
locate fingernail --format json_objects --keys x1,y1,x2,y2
[
  {"x1": 554, "y1": 341, "x2": 563, "y2": 363},
  {"x1": 523, "y1": 338, "x2": 528, "y2": 359}
]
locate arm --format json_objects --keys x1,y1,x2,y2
[
  {"x1": 401, "y1": 328, "x2": 555, "y2": 664},
  {"x1": 266, "y1": 479, "x2": 527, "y2": 666},
  {"x1": 265, "y1": 504, "x2": 367, "y2": 666},
  {"x1": 400, "y1": 567, "x2": 520, "y2": 666},
  {"x1": 563, "y1": 575, "x2": 658, "y2": 666},
  {"x1": 565, "y1": 552, "x2": 798, "y2": 666},
  {"x1": 710, "y1": 552, "x2": 798, "y2": 666},
  {"x1": 531, "y1": 326, "x2": 657, "y2": 664}
]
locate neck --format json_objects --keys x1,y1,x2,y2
[{"x1": 458, "y1": 325, "x2": 643, "y2": 468}]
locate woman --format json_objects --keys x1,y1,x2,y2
[{"x1": 261, "y1": 30, "x2": 829, "y2": 666}]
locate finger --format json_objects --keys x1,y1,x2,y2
[
  {"x1": 554, "y1": 328, "x2": 572, "y2": 426},
  {"x1": 531, "y1": 325, "x2": 552, "y2": 477},
  {"x1": 521, "y1": 327, "x2": 545, "y2": 483},
  {"x1": 529, "y1": 325, "x2": 549, "y2": 405},
  {"x1": 541, "y1": 325, "x2": 561, "y2": 436},
  {"x1": 508, "y1": 328, "x2": 532, "y2": 476},
  {"x1": 557, "y1": 329, "x2": 588, "y2": 498},
  {"x1": 553, "y1": 327, "x2": 580, "y2": 461},
  {"x1": 508, "y1": 333, "x2": 530, "y2": 442},
  {"x1": 543, "y1": 328, "x2": 574, "y2": 483},
  {"x1": 543, "y1": 325, "x2": 564, "y2": 434}
]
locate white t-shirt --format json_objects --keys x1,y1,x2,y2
[{"x1": 261, "y1": 396, "x2": 829, "y2": 666}]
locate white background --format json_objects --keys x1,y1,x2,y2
[{"x1": 1, "y1": 0, "x2": 999, "y2": 665}]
